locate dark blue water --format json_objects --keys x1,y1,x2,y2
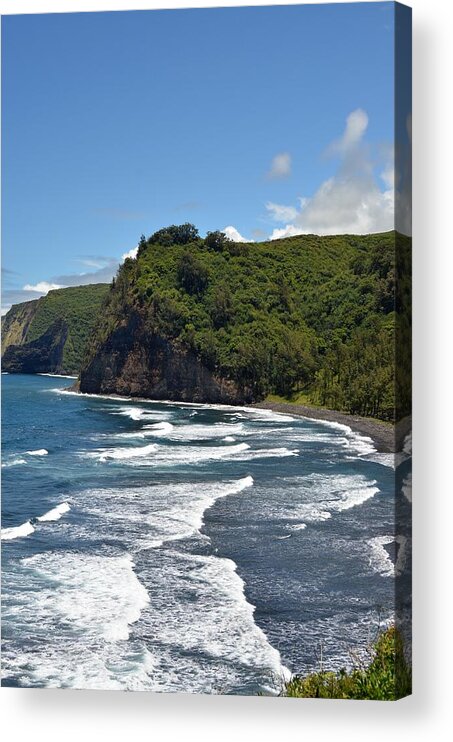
[{"x1": 1, "y1": 374, "x2": 411, "y2": 692}]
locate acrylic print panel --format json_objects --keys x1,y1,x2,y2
[{"x1": 1, "y1": 1, "x2": 412, "y2": 699}]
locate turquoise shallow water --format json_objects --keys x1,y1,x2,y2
[{"x1": 1, "y1": 374, "x2": 411, "y2": 692}]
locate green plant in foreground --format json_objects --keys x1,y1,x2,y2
[{"x1": 284, "y1": 626, "x2": 411, "y2": 700}]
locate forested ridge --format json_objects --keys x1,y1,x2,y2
[
  {"x1": 82, "y1": 225, "x2": 410, "y2": 421},
  {"x1": 2, "y1": 284, "x2": 109, "y2": 374}
]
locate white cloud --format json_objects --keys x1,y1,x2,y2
[
  {"x1": 265, "y1": 202, "x2": 298, "y2": 223},
  {"x1": 222, "y1": 226, "x2": 249, "y2": 243},
  {"x1": 121, "y1": 246, "x2": 138, "y2": 261},
  {"x1": 381, "y1": 163, "x2": 395, "y2": 190},
  {"x1": 267, "y1": 109, "x2": 395, "y2": 239},
  {"x1": 332, "y1": 108, "x2": 369, "y2": 155},
  {"x1": 22, "y1": 281, "x2": 66, "y2": 293},
  {"x1": 267, "y1": 152, "x2": 291, "y2": 179}
]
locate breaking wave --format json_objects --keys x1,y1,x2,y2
[{"x1": 2, "y1": 520, "x2": 35, "y2": 541}]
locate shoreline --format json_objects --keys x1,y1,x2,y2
[
  {"x1": 59, "y1": 378, "x2": 410, "y2": 453},
  {"x1": 254, "y1": 401, "x2": 411, "y2": 453}
]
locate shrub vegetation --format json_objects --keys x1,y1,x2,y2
[{"x1": 284, "y1": 626, "x2": 411, "y2": 700}]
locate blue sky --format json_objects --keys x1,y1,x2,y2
[{"x1": 2, "y1": 2, "x2": 401, "y2": 312}]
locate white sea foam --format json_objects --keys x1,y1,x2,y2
[
  {"x1": 368, "y1": 535, "x2": 395, "y2": 577},
  {"x1": 117, "y1": 422, "x2": 246, "y2": 442},
  {"x1": 368, "y1": 534, "x2": 409, "y2": 578},
  {"x1": 275, "y1": 473, "x2": 379, "y2": 530},
  {"x1": 240, "y1": 408, "x2": 296, "y2": 423},
  {"x1": 143, "y1": 421, "x2": 174, "y2": 433},
  {"x1": 1, "y1": 477, "x2": 289, "y2": 692},
  {"x1": 23, "y1": 552, "x2": 149, "y2": 641},
  {"x1": 2, "y1": 457, "x2": 27, "y2": 468},
  {"x1": 37, "y1": 502, "x2": 71, "y2": 522},
  {"x1": 119, "y1": 408, "x2": 144, "y2": 421},
  {"x1": 301, "y1": 416, "x2": 377, "y2": 456},
  {"x1": 1, "y1": 520, "x2": 35, "y2": 540},
  {"x1": 26, "y1": 449, "x2": 48, "y2": 456},
  {"x1": 2, "y1": 544, "x2": 287, "y2": 692},
  {"x1": 88, "y1": 441, "x2": 298, "y2": 467},
  {"x1": 50, "y1": 388, "x2": 133, "y2": 402},
  {"x1": 74, "y1": 476, "x2": 254, "y2": 550},
  {"x1": 165, "y1": 422, "x2": 246, "y2": 440},
  {"x1": 136, "y1": 550, "x2": 291, "y2": 689},
  {"x1": 95, "y1": 443, "x2": 159, "y2": 462},
  {"x1": 37, "y1": 373, "x2": 78, "y2": 379}
]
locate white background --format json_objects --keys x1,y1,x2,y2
[{"x1": 0, "y1": 0, "x2": 452, "y2": 739}]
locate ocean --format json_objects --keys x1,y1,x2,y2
[{"x1": 1, "y1": 373, "x2": 412, "y2": 693}]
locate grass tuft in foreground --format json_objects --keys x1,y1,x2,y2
[{"x1": 284, "y1": 626, "x2": 411, "y2": 701}]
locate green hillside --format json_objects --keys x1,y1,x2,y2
[
  {"x1": 2, "y1": 283, "x2": 109, "y2": 374},
  {"x1": 82, "y1": 225, "x2": 411, "y2": 421}
]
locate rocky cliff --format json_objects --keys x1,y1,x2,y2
[
  {"x1": 2, "y1": 299, "x2": 40, "y2": 353},
  {"x1": 80, "y1": 311, "x2": 250, "y2": 403},
  {"x1": 2, "y1": 319, "x2": 68, "y2": 374},
  {"x1": 1, "y1": 284, "x2": 109, "y2": 375}
]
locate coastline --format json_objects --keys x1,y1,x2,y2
[
  {"x1": 64, "y1": 380, "x2": 410, "y2": 453},
  {"x1": 254, "y1": 401, "x2": 411, "y2": 454}
]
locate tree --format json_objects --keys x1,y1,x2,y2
[
  {"x1": 176, "y1": 252, "x2": 208, "y2": 295},
  {"x1": 137, "y1": 234, "x2": 148, "y2": 257},
  {"x1": 210, "y1": 284, "x2": 233, "y2": 328},
  {"x1": 149, "y1": 223, "x2": 199, "y2": 246},
  {"x1": 204, "y1": 230, "x2": 231, "y2": 251}
]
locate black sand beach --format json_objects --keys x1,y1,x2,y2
[{"x1": 255, "y1": 401, "x2": 411, "y2": 453}]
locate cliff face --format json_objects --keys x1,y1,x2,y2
[
  {"x1": 1, "y1": 284, "x2": 109, "y2": 375},
  {"x1": 80, "y1": 312, "x2": 250, "y2": 403},
  {"x1": 2, "y1": 319, "x2": 68, "y2": 374},
  {"x1": 1, "y1": 299, "x2": 39, "y2": 353}
]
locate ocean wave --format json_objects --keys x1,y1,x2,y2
[
  {"x1": 302, "y1": 416, "x2": 377, "y2": 456},
  {"x1": 87, "y1": 441, "x2": 298, "y2": 467},
  {"x1": 136, "y1": 550, "x2": 290, "y2": 690},
  {"x1": 72, "y1": 476, "x2": 254, "y2": 550},
  {"x1": 26, "y1": 449, "x2": 48, "y2": 456},
  {"x1": 37, "y1": 373, "x2": 78, "y2": 378},
  {"x1": 37, "y1": 502, "x2": 71, "y2": 522},
  {"x1": 368, "y1": 534, "x2": 409, "y2": 578},
  {"x1": 2, "y1": 544, "x2": 287, "y2": 692},
  {"x1": 112, "y1": 406, "x2": 170, "y2": 421},
  {"x1": 50, "y1": 387, "x2": 130, "y2": 400},
  {"x1": 276, "y1": 473, "x2": 379, "y2": 530},
  {"x1": 239, "y1": 408, "x2": 295, "y2": 423},
  {"x1": 95, "y1": 443, "x2": 159, "y2": 462},
  {"x1": 1, "y1": 520, "x2": 35, "y2": 540},
  {"x1": 2, "y1": 457, "x2": 27, "y2": 468},
  {"x1": 115, "y1": 421, "x2": 246, "y2": 442},
  {"x1": 1, "y1": 479, "x2": 289, "y2": 692},
  {"x1": 368, "y1": 535, "x2": 395, "y2": 577},
  {"x1": 22, "y1": 552, "x2": 149, "y2": 642}
]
